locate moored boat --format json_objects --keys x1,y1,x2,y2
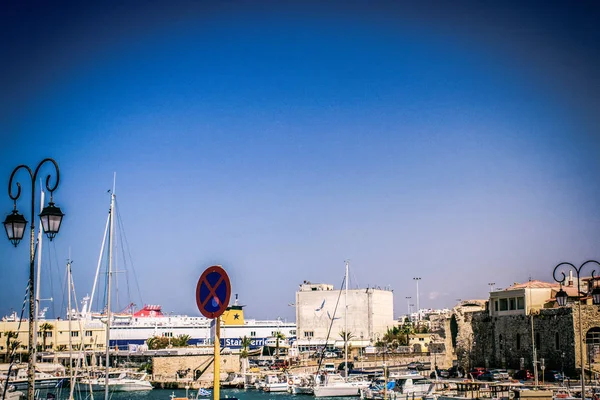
[{"x1": 76, "y1": 371, "x2": 153, "y2": 392}]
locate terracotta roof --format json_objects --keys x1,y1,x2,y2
[{"x1": 505, "y1": 280, "x2": 558, "y2": 289}]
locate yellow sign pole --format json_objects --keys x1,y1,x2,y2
[{"x1": 213, "y1": 316, "x2": 220, "y2": 400}]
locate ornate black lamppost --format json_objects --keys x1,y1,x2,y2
[
  {"x1": 3, "y1": 159, "x2": 64, "y2": 400},
  {"x1": 552, "y1": 260, "x2": 600, "y2": 400}
]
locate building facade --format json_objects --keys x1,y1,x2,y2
[
  {"x1": 450, "y1": 279, "x2": 600, "y2": 376},
  {"x1": 295, "y1": 281, "x2": 394, "y2": 350},
  {"x1": 0, "y1": 316, "x2": 106, "y2": 361}
]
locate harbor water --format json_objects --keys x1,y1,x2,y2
[{"x1": 38, "y1": 388, "x2": 358, "y2": 400}]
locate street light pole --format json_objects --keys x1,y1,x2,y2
[
  {"x1": 553, "y1": 260, "x2": 600, "y2": 400},
  {"x1": 413, "y1": 278, "x2": 421, "y2": 321},
  {"x1": 3, "y1": 159, "x2": 64, "y2": 400},
  {"x1": 405, "y1": 296, "x2": 411, "y2": 318}
]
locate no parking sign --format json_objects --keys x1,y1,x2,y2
[{"x1": 195, "y1": 265, "x2": 231, "y2": 319}]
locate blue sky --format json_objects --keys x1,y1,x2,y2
[{"x1": 1, "y1": 2, "x2": 599, "y2": 321}]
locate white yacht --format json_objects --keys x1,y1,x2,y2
[
  {"x1": 313, "y1": 373, "x2": 370, "y2": 397},
  {"x1": 76, "y1": 371, "x2": 153, "y2": 392}
]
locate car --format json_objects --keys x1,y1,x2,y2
[
  {"x1": 407, "y1": 361, "x2": 425, "y2": 371},
  {"x1": 269, "y1": 359, "x2": 288, "y2": 370},
  {"x1": 478, "y1": 371, "x2": 495, "y2": 381},
  {"x1": 468, "y1": 367, "x2": 486, "y2": 379},
  {"x1": 445, "y1": 365, "x2": 464, "y2": 378},
  {"x1": 479, "y1": 369, "x2": 508, "y2": 381},
  {"x1": 323, "y1": 363, "x2": 336, "y2": 373},
  {"x1": 324, "y1": 351, "x2": 338, "y2": 358},
  {"x1": 257, "y1": 359, "x2": 272, "y2": 367},
  {"x1": 513, "y1": 369, "x2": 533, "y2": 381},
  {"x1": 543, "y1": 370, "x2": 564, "y2": 382},
  {"x1": 491, "y1": 369, "x2": 510, "y2": 380},
  {"x1": 439, "y1": 369, "x2": 450, "y2": 378}
]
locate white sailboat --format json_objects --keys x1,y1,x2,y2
[
  {"x1": 77, "y1": 178, "x2": 152, "y2": 394},
  {"x1": 313, "y1": 261, "x2": 371, "y2": 398}
]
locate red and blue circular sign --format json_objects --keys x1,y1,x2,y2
[{"x1": 196, "y1": 265, "x2": 231, "y2": 319}]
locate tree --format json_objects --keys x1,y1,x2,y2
[
  {"x1": 274, "y1": 331, "x2": 286, "y2": 359},
  {"x1": 383, "y1": 326, "x2": 401, "y2": 350},
  {"x1": 39, "y1": 322, "x2": 54, "y2": 351},
  {"x1": 240, "y1": 336, "x2": 252, "y2": 359},
  {"x1": 147, "y1": 336, "x2": 170, "y2": 350},
  {"x1": 173, "y1": 334, "x2": 191, "y2": 347},
  {"x1": 400, "y1": 322, "x2": 413, "y2": 347},
  {"x1": 339, "y1": 330, "x2": 355, "y2": 355},
  {"x1": 5, "y1": 331, "x2": 18, "y2": 361},
  {"x1": 240, "y1": 336, "x2": 252, "y2": 374}
]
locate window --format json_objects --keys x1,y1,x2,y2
[
  {"x1": 499, "y1": 299, "x2": 508, "y2": 311},
  {"x1": 250, "y1": 331, "x2": 256, "y2": 337},
  {"x1": 509, "y1": 298, "x2": 516, "y2": 310},
  {"x1": 85, "y1": 331, "x2": 93, "y2": 337},
  {"x1": 162, "y1": 332, "x2": 173, "y2": 338},
  {"x1": 304, "y1": 331, "x2": 314, "y2": 338},
  {"x1": 555, "y1": 332, "x2": 560, "y2": 350},
  {"x1": 70, "y1": 331, "x2": 79, "y2": 337},
  {"x1": 517, "y1": 297, "x2": 525, "y2": 309},
  {"x1": 516, "y1": 333, "x2": 521, "y2": 350},
  {"x1": 494, "y1": 301, "x2": 499, "y2": 311},
  {"x1": 46, "y1": 332, "x2": 52, "y2": 338},
  {"x1": 290, "y1": 330, "x2": 296, "y2": 335}
]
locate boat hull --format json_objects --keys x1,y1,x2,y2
[
  {"x1": 76, "y1": 381, "x2": 153, "y2": 392},
  {"x1": 264, "y1": 383, "x2": 289, "y2": 392},
  {"x1": 314, "y1": 384, "x2": 363, "y2": 397},
  {"x1": 5, "y1": 378, "x2": 64, "y2": 391}
]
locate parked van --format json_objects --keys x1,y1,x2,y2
[{"x1": 323, "y1": 363, "x2": 336, "y2": 373}]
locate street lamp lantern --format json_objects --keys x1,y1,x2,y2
[
  {"x1": 39, "y1": 201, "x2": 64, "y2": 240},
  {"x1": 591, "y1": 286, "x2": 600, "y2": 306},
  {"x1": 555, "y1": 287, "x2": 568, "y2": 307},
  {"x1": 4, "y1": 158, "x2": 63, "y2": 400},
  {"x1": 3, "y1": 208, "x2": 27, "y2": 246}
]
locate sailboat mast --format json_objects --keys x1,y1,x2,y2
[
  {"x1": 33, "y1": 186, "x2": 45, "y2": 352},
  {"x1": 88, "y1": 214, "x2": 110, "y2": 317},
  {"x1": 104, "y1": 179, "x2": 116, "y2": 400},
  {"x1": 67, "y1": 259, "x2": 73, "y2": 393},
  {"x1": 344, "y1": 260, "x2": 349, "y2": 379}
]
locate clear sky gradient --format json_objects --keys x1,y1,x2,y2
[{"x1": 1, "y1": 1, "x2": 599, "y2": 321}]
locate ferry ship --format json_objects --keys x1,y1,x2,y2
[{"x1": 107, "y1": 295, "x2": 296, "y2": 351}]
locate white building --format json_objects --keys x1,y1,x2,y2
[{"x1": 295, "y1": 281, "x2": 394, "y2": 351}]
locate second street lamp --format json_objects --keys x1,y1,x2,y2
[
  {"x1": 552, "y1": 260, "x2": 600, "y2": 400},
  {"x1": 3, "y1": 158, "x2": 64, "y2": 400}
]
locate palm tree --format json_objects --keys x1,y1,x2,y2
[
  {"x1": 383, "y1": 326, "x2": 401, "y2": 350},
  {"x1": 5, "y1": 331, "x2": 18, "y2": 361},
  {"x1": 147, "y1": 336, "x2": 169, "y2": 350},
  {"x1": 240, "y1": 336, "x2": 252, "y2": 374},
  {"x1": 274, "y1": 331, "x2": 286, "y2": 359},
  {"x1": 174, "y1": 334, "x2": 191, "y2": 347},
  {"x1": 339, "y1": 330, "x2": 355, "y2": 356},
  {"x1": 240, "y1": 336, "x2": 252, "y2": 359},
  {"x1": 400, "y1": 322, "x2": 413, "y2": 347},
  {"x1": 9, "y1": 340, "x2": 21, "y2": 356},
  {"x1": 39, "y1": 322, "x2": 54, "y2": 352}
]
